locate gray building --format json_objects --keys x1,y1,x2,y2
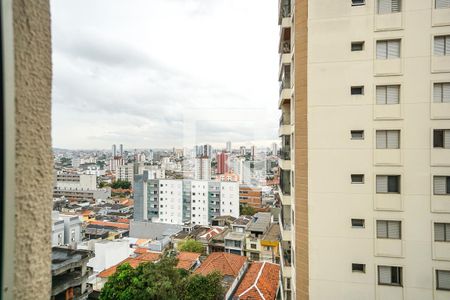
[{"x1": 52, "y1": 211, "x2": 83, "y2": 246}]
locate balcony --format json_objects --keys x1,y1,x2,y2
[
  {"x1": 278, "y1": 0, "x2": 291, "y2": 25},
  {"x1": 279, "y1": 213, "x2": 292, "y2": 241},
  {"x1": 279, "y1": 114, "x2": 292, "y2": 137}
]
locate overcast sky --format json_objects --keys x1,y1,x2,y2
[{"x1": 51, "y1": 0, "x2": 279, "y2": 150}]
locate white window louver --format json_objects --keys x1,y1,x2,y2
[
  {"x1": 436, "y1": 0, "x2": 450, "y2": 9},
  {"x1": 377, "y1": 220, "x2": 388, "y2": 237},
  {"x1": 445, "y1": 130, "x2": 450, "y2": 148},
  {"x1": 376, "y1": 176, "x2": 388, "y2": 193},
  {"x1": 434, "y1": 176, "x2": 447, "y2": 195},
  {"x1": 378, "y1": 0, "x2": 401, "y2": 14},
  {"x1": 376, "y1": 130, "x2": 400, "y2": 149},
  {"x1": 434, "y1": 223, "x2": 450, "y2": 242},
  {"x1": 434, "y1": 35, "x2": 450, "y2": 56},
  {"x1": 376, "y1": 85, "x2": 400, "y2": 104},
  {"x1": 437, "y1": 270, "x2": 450, "y2": 290},
  {"x1": 388, "y1": 221, "x2": 401, "y2": 239},
  {"x1": 433, "y1": 83, "x2": 450, "y2": 103},
  {"x1": 378, "y1": 266, "x2": 391, "y2": 284},
  {"x1": 377, "y1": 40, "x2": 400, "y2": 59}
]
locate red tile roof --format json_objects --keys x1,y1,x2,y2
[
  {"x1": 134, "y1": 247, "x2": 148, "y2": 254},
  {"x1": 176, "y1": 252, "x2": 200, "y2": 270},
  {"x1": 98, "y1": 252, "x2": 160, "y2": 278},
  {"x1": 89, "y1": 220, "x2": 129, "y2": 230},
  {"x1": 194, "y1": 252, "x2": 247, "y2": 277},
  {"x1": 117, "y1": 218, "x2": 130, "y2": 224},
  {"x1": 233, "y1": 262, "x2": 280, "y2": 300}
]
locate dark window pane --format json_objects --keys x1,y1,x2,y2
[
  {"x1": 434, "y1": 130, "x2": 444, "y2": 148},
  {"x1": 388, "y1": 176, "x2": 400, "y2": 193}
]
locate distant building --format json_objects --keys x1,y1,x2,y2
[
  {"x1": 239, "y1": 146, "x2": 246, "y2": 156},
  {"x1": 53, "y1": 173, "x2": 110, "y2": 202},
  {"x1": 217, "y1": 172, "x2": 239, "y2": 182},
  {"x1": 216, "y1": 152, "x2": 229, "y2": 174},
  {"x1": 239, "y1": 185, "x2": 262, "y2": 208},
  {"x1": 226, "y1": 141, "x2": 232, "y2": 153},
  {"x1": 133, "y1": 175, "x2": 239, "y2": 225},
  {"x1": 271, "y1": 142, "x2": 278, "y2": 156},
  {"x1": 119, "y1": 144, "x2": 123, "y2": 157},
  {"x1": 194, "y1": 157, "x2": 211, "y2": 180},
  {"x1": 251, "y1": 145, "x2": 256, "y2": 160},
  {"x1": 117, "y1": 163, "x2": 134, "y2": 184},
  {"x1": 112, "y1": 144, "x2": 117, "y2": 157},
  {"x1": 51, "y1": 247, "x2": 94, "y2": 300},
  {"x1": 195, "y1": 144, "x2": 212, "y2": 158}
]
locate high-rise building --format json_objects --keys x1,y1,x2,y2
[
  {"x1": 117, "y1": 163, "x2": 134, "y2": 185},
  {"x1": 195, "y1": 144, "x2": 212, "y2": 158},
  {"x1": 278, "y1": 1, "x2": 450, "y2": 300},
  {"x1": 240, "y1": 146, "x2": 246, "y2": 156},
  {"x1": 194, "y1": 157, "x2": 211, "y2": 180},
  {"x1": 226, "y1": 141, "x2": 232, "y2": 153},
  {"x1": 216, "y1": 152, "x2": 229, "y2": 174},
  {"x1": 250, "y1": 145, "x2": 256, "y2": 160},
  {"x1": 112, "y1": 144, "x2": 117, "y2": 157},
  {"x1": 119, "y1": 144, "x2": 123, "y2": 157},
  {"x1": 271, "y1": 143, "x2": 278, "y2": 156},
  {"x1": 133, "y1": 175, "x2": 239, "y2": 225}
]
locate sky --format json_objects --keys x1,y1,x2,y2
[{"x1": 51, "y1": 0, "x2": 280, "y2": 150}]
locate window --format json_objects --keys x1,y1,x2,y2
[
  {"x1": 286, "y1": 278, "x2": 291, "y2": 290},
  {"x1": 376, "y1": 175, "x2": 400, "y2": 193},
  {"x1": 351, "y1": 219, "x2": 365, "y2": 228},
  {"x1": 436, "y1": 270, "x2": 450, "y2": 291},
  {"x1": 377, "y1": 0, "x2": 401, "y2": 14},
  {"x1": 351, "y1": 86, "x2": 364, "y2": 95},
  {"x1": 351, "y1": 41, "x2": 365, "y2": 51},
  {"x1": 434, "y1": 223, "x2": 450, "y2": 242},
  {"x1": 352, "y1": 263, "x2": 366, "y2": 273},
  {"x1": 376, "y1": 130, "x2": 400, "y2": 149},
  {"x1": 436, "y1": 0, "x2": 450, "y2": 9},
  {"x1": 378, "y1": 266, "x2": 402, "y2": 286},
  {"x1": 351, "y1": 130, "x2": 364, "y2": 140},
  {"x1": 352, "y1": 0, "x2": 365, "y2": 6},
  {"x1": 433, "y1": 83, "x2": 450, "y2": 103},
  {"x1": 377, "y1": 220, "x2": 401, "y2": 239},
  {"x1": 434, "y1": 35, "x2": 450, "y2": 56},
  {"x1": 250, "y1": 243, "x2": 257, "y2": 249},
  {"x1": 376, "y1": 85, "x2": 400, "y2": 104},
  {"x1": 377, "y1": 40, "x2": 401, "y2": 59},
  {"x1": 351, "y1": 174, "x2": 364, "y2": 184},
  {"x1": 434, "y1": 129, "x2": 450, "y2": 148},
  {"x1": 434, "y1": 176, "x2": 450, "y2": 195}
]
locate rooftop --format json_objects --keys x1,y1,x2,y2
[
  {"x1": 247, "y1": 212, "x2": 271, "y2": 233},
  {"x1": 176, "y1": 252, "x2": 200, "y2": 270},
  {"x1": 194, "y1": 252, "x2": 247, "y2": 278},
  {"x1": 51, "y1": 247, "x2": 94, "y2": 276},
  {"x1": 233, "y1": 262, "x2": 280, "y2": 300},
  {"x1": 98, "y1": 252, "x2": 161, "y2": 278},
  {"x1": 261, "y1": 224, "x2": 281, "y2": 243}
]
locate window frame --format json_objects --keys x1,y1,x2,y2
[
  {"x1": 351, "y1": 41, "x2": 365, "y2": 51},
  {"x1": 433, "y1": 82, "x2": 450, "y2": 103},
  {"x1": 351, "y1": 130, "x2": 365, "y2": 140},
  {"x1": 351, "y1": 174, "x2": 365, "y2": 184},
  {"x1": 351, "y1": 218, "x2": 365, "y2": 228},
  {"x1": 351, "y1": 86, "x2": 364, "y2": 95},
  {"x1": 376, "y1": 175, "x2": 401, "y2": 194},
  {"x1": 376, "y1": 85, "x2": 400, "y2": 105},
  {"x1": 433, "y1": 176, "x2": 450, "y2": 195},
  {"x1": 376, "y1": 130, "x2": 400, "y2": 149},
  {"x1": 434, "y1": 35, "x2": 450, "y2": 56},
  {"x1": 436, "y1": 270, "x2": 450, "y2": 291},
  {"x1": 378, "y1": 265, "x2": 403, "y2": 286},
  {"x1": 351, "y1": 0, "x2": 365, "y2": 6},
  {"x1": 376, "y1": 39, "x2": 401, "y2": 60},
  {"x1": 352, "y1": 263, "x2": 366, "y2": 273},
  {"x1": 376, "y1": 220, "x2": 402, "y2": 239},
  {"x1": 434, "y1": 223, "x2": 450, "y2": 242},
  {"x1": 436, "y1": 0, "x2": 450, "y2": 9}
]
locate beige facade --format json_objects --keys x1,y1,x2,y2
[
  {"x1": 2, "y1": 0, "x2": 53, "y2": 299},
  {"x1": 279, "y1": 0, "x2": 450, "y2": 299}
]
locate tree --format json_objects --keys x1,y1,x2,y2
[
  {"x1": 181, "y1": 272, "x2": 223, "y2": 300},
  {"x1": 111, "y1": 180, "x2": 131, "y2": 189},
  {"x1": 240, "y1": 204, "x2": 256, "y2": 216},
  {"x1": 99, "y1": 181, "x2": 110, "y2": 188},
  {"x1": 100, "y1": 257, "x2": 223, "y2": 300},
  {"x1": 178, "y1": 239, "x2": 204, "y2": 253}
]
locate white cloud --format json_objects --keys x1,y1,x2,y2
[{"x1": 51, "y1": 0, "x2": 279, "y2": 149}]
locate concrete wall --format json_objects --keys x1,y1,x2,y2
[{"x1": 13, "y1": 0, "x2": 52, "y2": 299}]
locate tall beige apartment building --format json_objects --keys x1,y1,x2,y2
[{"x1": 278, "y1": 0, "x2": 450, "y2": 299}]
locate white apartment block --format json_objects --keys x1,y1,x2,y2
[
  {"x1": 133, "y1": 175, "x2": 239, "y2": 226},
  {"x1": 117, "y1": 163, "x2": 134, "y2": 184},
  {"x1": 156, "y1": 180, "x2": 183, "y2": 224},
  {"x1": 278, "y1": 0, "x2": 450, "y2": 299},
  {"x1": 194, "y1": 157, "x2": 211, "y2": 180},
  {"x1": 55, "y1": 173, "x2": 97, "y2": 190}
]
